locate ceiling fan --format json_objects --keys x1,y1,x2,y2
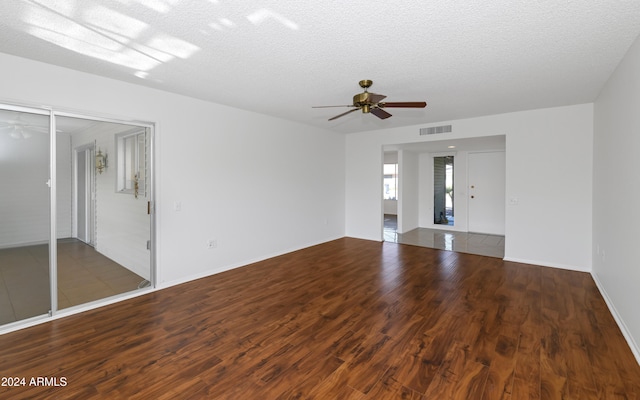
[
  {"x1": 0, "y1": 112, "x2": 56, "y2": 139},
  {"x1": 314, "y1": 79, "x2": 427, "y2": 121}
]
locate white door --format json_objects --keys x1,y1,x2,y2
[
  {"x1": 468, "y1": 151, "x2": 505, "y2": 235},
  {"x1": 76, "y1": 146, "x2": 95, "y2": 245}
]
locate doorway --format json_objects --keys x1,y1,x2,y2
[
  {"x1": 75, "y1": 145, "x2": 95, "y2": 246},
  {"x1": 381, "y1": 136, "x2": 506, "y2": 257}
]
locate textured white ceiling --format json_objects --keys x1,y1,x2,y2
[{"x1": 1, "y1": 0, "x2": 639, "y2": 133}]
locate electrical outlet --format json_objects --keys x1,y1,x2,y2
[{"x1": 207, "y1": 239, "x2": 217, "y2": 249}]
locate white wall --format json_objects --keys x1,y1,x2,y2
[
  {"x1": 0, "y1": 53, "x2": 345, "y2": 286},
  {"x1": 346, "y1": 104, "x2": 593, "y2": 271},
  {"x1": 0, "y1": 126, "x2": 50, "y2": 247},
  {"x1": 398, "y1": 150, "x2": 419, "y2": 233},
  {"x1": 345, "y1": 133, "x2": 385, "y2": 240},
  {"x1": 383, "y1": 200, "x2": 397, "y2": 215},
  {"x1": 593, "y1": 33, "x2": 640, "y2": 361},
  {"x1": 0, "y1": 124, "x2": 72, "y2": 247}
]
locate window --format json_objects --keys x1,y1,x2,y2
[
  {"x1": 383, "y1": 163, "x2": 398, "y2": 200},
  {"x1": 433, "y1": 156, "x2": 454, "y2": 225},
  {"x1": 116, "y1": 130, "x2": 146, "y2": 197}
]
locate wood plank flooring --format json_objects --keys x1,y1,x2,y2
[{"x1": 0, "y1": 238, "x2": 638, "y2": 399}]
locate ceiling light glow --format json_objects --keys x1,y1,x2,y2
[
  {"x1": 83, "y1": 5, "x2": 148, "y2": 40},
  {"x1": 23, "y1": 2, "x2": 199, "y2": 73},
  {"x1": 219, "y1": 18, "x2": 236, "y2": 28},
  {"x1": 147, "y1": 34, "x2": 200, "y2": 59},
  {"x1": 115, "y1": 0, "x2": 180, "y2": 14},
  {"x1": 247, "y1": 9, "x2": 299, "y2": 30}
]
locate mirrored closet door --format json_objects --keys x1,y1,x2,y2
[
  {"x1": 0, "y1": 104, "x2": 154, "y2": 330},
  {"x1": 0, "y1": 107, "x2": 52, "y2": 326},
  {"x1": 56, "y1": 116, "x2": 152, "y2": 311}
]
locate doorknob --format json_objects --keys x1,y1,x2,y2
[{"x1": 471, "y1": 195, "x2": 475, "y2": 199}]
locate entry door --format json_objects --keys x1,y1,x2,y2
[{"x1": 468, "y1": 151, "x2": 505, "y2": 235}]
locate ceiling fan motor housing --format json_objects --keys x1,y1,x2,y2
[{"x1": 353, "y1": 92, "x2": 373, "y2": 113}]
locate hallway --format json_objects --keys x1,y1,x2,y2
[{"x1": 383, "y1": 214, "x2": 505, "y2": 258}]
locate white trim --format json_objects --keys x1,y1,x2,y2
[
  {"x1": 72, "y1": 143, "x2": 96, "y2": 245},
  {"x1": 0, "y1": 240, "x2": 49, "y2": 250},
  {"x1": 0, "y1": 103, "x2": 51, "y2": 115},
  {"x1": 426, "y1": 224, "x2": 468, "y2": 233},
  {"x1": 50, "y1": 111, "x2": 58, "y2": 314},
  {"x1": 591, "y1": 272, "x2": 640, "y2": 365},
  {"x1": 502, "y1": 257, "x2": 590, "y2": 273},
  {"x1": 0, "y1": 288, "x2": 154, "y2": 336},
  {"x1": 54, "y1": 110, "x2": 153, "y2": 130}
]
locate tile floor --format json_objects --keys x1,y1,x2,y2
[
  {"x1": 384, "y1": 214, "x2": 505, "y2": 258},
  {"x1": 0, "y1": 239, "x2": 146, "y2": 325}
]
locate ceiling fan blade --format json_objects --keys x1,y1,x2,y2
[
  {"x1": 312, "y1": 105, "x2": 356, "y2": 108},
  {"x1": 23, "y1": 126, "x2": 49, "y2": 132},
  {"x1": 371, "y1": 107, "x2": 392, "y2": 120},
  {"x1": 379, "y1": 101, "x2": 427, "y2": 108},
  {"x1": 329, "y1": 108, "x2": 360, "y2": 121},
  {"x1": 368, "y1": 93, "x2": 387, "y2": 103}
]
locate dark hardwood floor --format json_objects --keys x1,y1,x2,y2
[{"x1": 1, "y1": 238, "x2": 638, "y2": 399}]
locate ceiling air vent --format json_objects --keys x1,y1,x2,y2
[{"x1": 420, "y1": 125, "x2": 452, "y2": 135}]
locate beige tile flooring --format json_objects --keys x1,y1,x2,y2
[
  {"x1": 384, "y1": 214, "x2": 505, "y2": 258},
  {"x1": 0, "y1": 239, "x2": 146, "y2": 326}
]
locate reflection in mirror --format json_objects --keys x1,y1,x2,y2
[
  {"x1": 434, "y1": 156, "x2": 454, "y2": 226},
  {"x1": 0, "y1": 109, "x2": 51, "y2": 325},
  {"x1": 56, "y1": 116, "x2": 151, "y2": 310}
]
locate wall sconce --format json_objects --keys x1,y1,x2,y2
[{"x1": 96, "y1": 149, "x2": 108, "y2": 174}]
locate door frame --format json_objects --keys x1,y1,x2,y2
[
  {"x1": 55, "y1": 109, "x2": 157, "y2": 295},
  {"x1": 73, "y1": 143, "x2": 96, "y2": 246}
]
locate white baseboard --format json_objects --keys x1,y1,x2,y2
[
  {"x1": 502, "y1": 257, "x2": 590, "y2": 273},
  {"x1": 159, "y1": 235, "x2": 345, "y2": 289},
  {"x1": 0, "y1": 288, "x2": 153, "y2": 336},
  {"x1": 591, "y1": 272, "x2": 640, "y2": 365},
  {"x1": 0, "y1": 239, "x2": 49, "y2": 250}
]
